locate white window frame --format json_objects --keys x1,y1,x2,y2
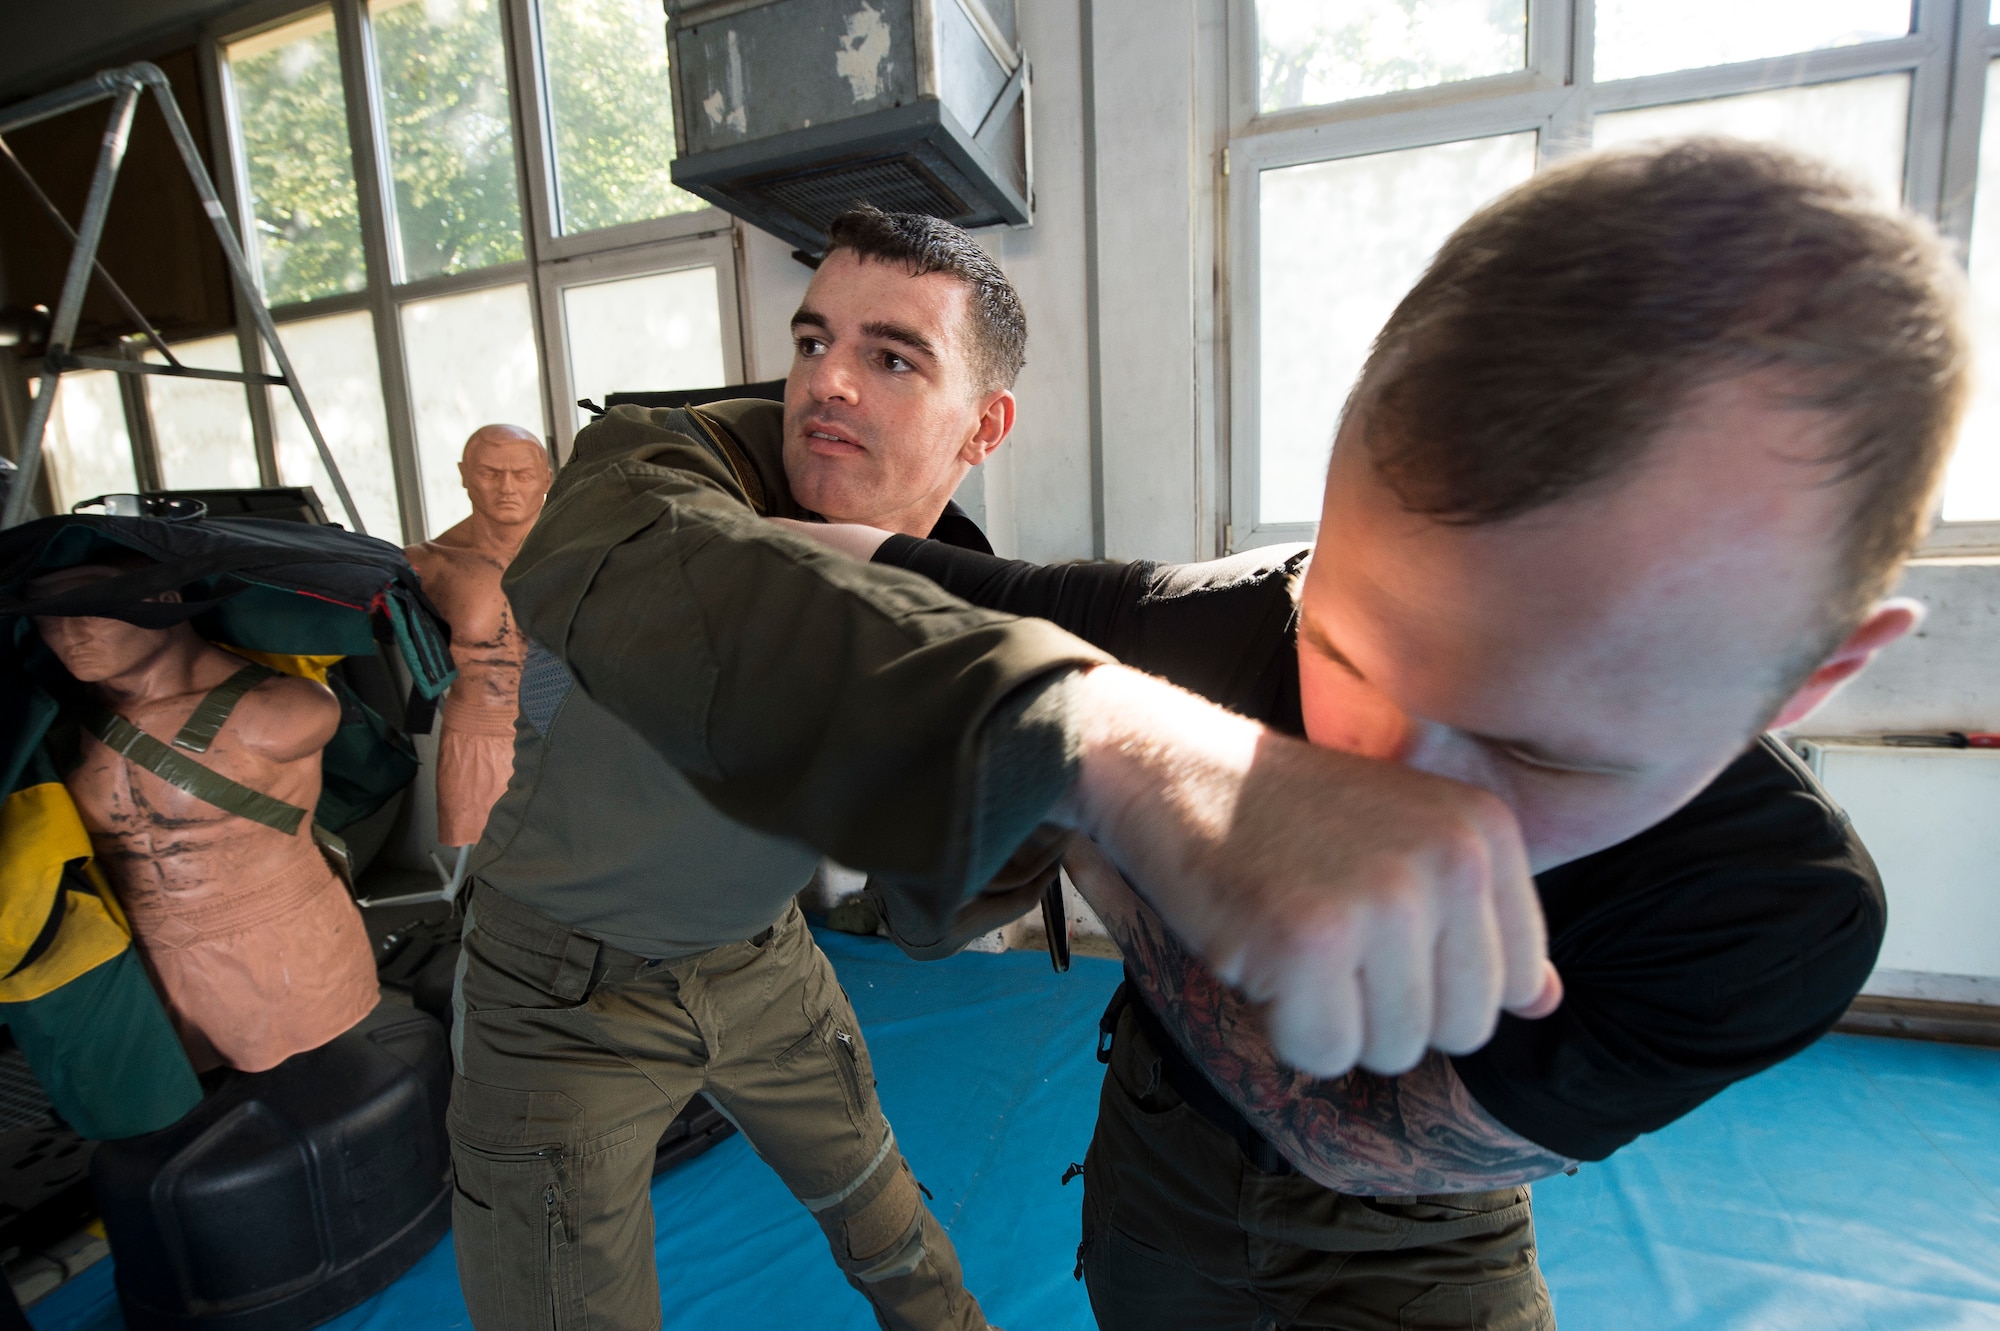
[
  {"x1": 534, "y1": 230, "x2": 746, "y2": 444},
  {"x1": 1225, "y1": 0, "x2": 1980, "y2": 553},
  {"x1": 191, "y1": 0, "x2": 747, "y2": 542}
]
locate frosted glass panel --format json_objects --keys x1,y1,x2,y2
[
  {"x1": 271, "y1": 310, "x2": 400, "y2": 536},
  {"x1": 146, "y1": 337, "x2": 259, "y2": 490},
  {"x1": 38, "y1": 371, "x2": 136, "y2": 510},
  {"x1": 561, "y1": 266, "x2": 724, "y2": 429},
  {"x1": 1258, "y1": 133, "x2": 1536, "y2": 527},
  {"x1": 1595, "y1": 0, "x2": 1909, "y2": 83},
  {"x1": 400, "y1": 283, "x2": 541, "y2": 537},
  {"x1": 224, "y1": 9, "x2": 367, "y2": 305},
  {"x1": 1257, "y1": 0, "x2": 1525, "y2": 113},
  {"x1": 540, "y1": 0, "x2": 705, "y2": 233},
  {"x1": 369, "y1": 0, "x2": 523, "y2": 279},
  {"x1": 1592, "y1": 74, "x2": 1910, "y2": 207},
  {"x1": 1942, "y1": 60, "x2": 2000, "y2": 522}
]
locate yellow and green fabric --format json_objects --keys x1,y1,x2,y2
[{"x1": 0, "y1": 752, "x2": 201, "y2": 1139}]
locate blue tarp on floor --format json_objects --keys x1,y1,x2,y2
[{"x1": 32, "y1": 929, "x2": 2000, "y2": 1330}]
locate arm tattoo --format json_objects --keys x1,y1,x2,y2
[{"x1": 1072, "y1": 852, "x2": 1578, "y2": 1194}]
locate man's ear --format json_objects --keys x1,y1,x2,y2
[
  {"x1": 1768, "y1": 598, "x2": 1924, "y2": 731},
  {"x1": 960, "y1": 389, "x2": 1015, "y2": 466}
]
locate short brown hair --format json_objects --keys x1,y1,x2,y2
[
  {"x1": 825, "y1": 206, "x2": 1027, "y2": 392},
  {"x1": 1354, "y1": 137, "x2": 1971, "y2": 636}
]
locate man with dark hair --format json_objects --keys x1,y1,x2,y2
[
  {"x1": 779, "y1": 140, "x2": 1966, "y2": 1328},
  {"x1": 444, "y1": 208, "x2": 1028, "y2": 1331},
  {"x1": 453, "y1": 192, "x2": 1555, "y2": 1331}
]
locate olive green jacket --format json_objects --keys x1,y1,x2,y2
[{"x1": 489, "y1": 400, "x2": 1110, "y2": 957}]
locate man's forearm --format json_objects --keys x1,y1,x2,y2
[
  {"x1": 1051, "y1": 665, "x2": 1553, "y2": 1080},
  {"x1": 1070, "y1": 843, "x2": 1576, "y2": 1194}
]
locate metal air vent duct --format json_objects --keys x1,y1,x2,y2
[{"x1": 664, "y1": 0, "x2": 1030, "y2": 256}]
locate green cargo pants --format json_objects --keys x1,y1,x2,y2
[
  {"x1": 447, "y1": 884, "x2": 988, "y2": 1331},
  {"x1": 1078, "y1": 1002, "x2": 1554, "y2": 1331}
]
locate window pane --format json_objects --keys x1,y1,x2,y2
[
  {"x1": 271, "y1": 310, "x2": 401, "y2": 536},
  {"x1": 146, "y1": 337, "x2": 260, "y2": 490},
  {"x1": 1257, "y1": 0, "x2": 1526, "y2": 114},
  {"x1": 561, "y1": 266, "x2": 724, "y2": 429},
  {"x1": 1258, "y1": 133, "x2": 1537, "y2": 526},
  {"x1": 37, "y1": 371, "x2": 136, "y2": 510},
  {"x1": 1592, "y1": 74, "x2": 1909, "y2": 206},
  {"x1": 540, "y1": 0, "x2": 706, "y2": 234},
  {"x1": 1596, "y1": 0, "x2": 1910, "y2": 83},
  {"x1": 369, "y1": 0, "x2": 523, "y2": 280},
  {"x1": 1942, "y1": 59, "x2": 2000, "y2": 522},
  {"x1": 224, "y1": 11, "x2": 368, "y2": 306},
  {"x1": 400, "y1": 283, "x2": 541, "y2": 535}
]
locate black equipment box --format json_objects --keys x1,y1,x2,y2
[
  {"x1": 665, "y1": 0, "x2": 1029, "y2": 256},
  {"x1": 89, "y1": 1005, "x2": 452, "y2": 1331}
]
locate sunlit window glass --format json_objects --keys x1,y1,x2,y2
[
  {"x1": 540, "y1": 0, "x2": 705, "y2": 234},
  {"x1": 1942, "y1": 60, "x2": 2000, "y2": 522},
  {"x1": 145, "y1": 337, "x2": 260, "y2": 490},
  {"x1": 37, "y1": 371, "x2": 136, "y2": 510},
  {"x1": 561, "y1": 267, "x2": 724, "y2": 429},
  {"x1": 1592, "y1": 75, "x2": 1910, "y2": 207},
  {"x1": 224, "y1": 11, "x2": 368, "y2": 306},
  {"x1": 270, "y1": 311, "x2": 401, "y2": 536},
  {"x1": 1257, "y1": 0, "x2": 1526, "y2": 115},
  {"x1": 1594, "y1": 0, "x2": 1910, "y2": 84},
  {"x1": 369, "y1": 0, "x2": 524, "y2": 281},
  {"x1": 400, "y1": 283, "x2": 541, "y2": 535},
  {"x1": 1258, "y1": 133, "x2": 1536, "y2": 527}
]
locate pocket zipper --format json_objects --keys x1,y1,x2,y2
[{"x1": 834, "y1": 1029, "x2": 862, "y2": 1103}]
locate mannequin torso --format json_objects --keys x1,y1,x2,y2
[{"x1": 63, "y1": 636, "x2": 340, "y2": 906}]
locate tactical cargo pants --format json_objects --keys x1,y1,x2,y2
[
  {"x1": 1078, "y1": 1002, "x2": 1554, "y2": 1331},
  {"x1": 448, "y1": 884, "x2": 988, "y2": 1331}
]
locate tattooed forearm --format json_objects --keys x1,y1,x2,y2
[{"x1": 1066, "y1": 843, "x2": 1577, "y2": 1194}]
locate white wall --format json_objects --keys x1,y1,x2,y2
[{"x1": 1801, "y1": 559, "x2": 2000, "y2": 735}]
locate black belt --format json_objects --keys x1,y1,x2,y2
[{"x1": 1098, "y1": 975, "x2": 1296, "y2": 1176}]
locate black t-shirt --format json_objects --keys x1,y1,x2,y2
[{"x1": 876, "y1": 536, "x2": 1886, "y2": 1162}]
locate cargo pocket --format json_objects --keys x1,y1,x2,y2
[
  {"x1": 1398, "y1": 1264, "x2": 1553, "y2": 1331},
  {"x1": 448, "y1": 1079, "x2": 582, "y2": 1330},
  {"x1": 775, "y1": 1004, "x2": 872, "y2": 1133}
]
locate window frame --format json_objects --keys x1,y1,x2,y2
[
  {"x1": 1224, "y1": 0, "x2": 1980, "y2": 553},
  {"x1": 181, "y1": 0, "x2": 744, "y2": 543},
  {"x1": 534, "y1": 229, "x2": 746, "y2": 442}
]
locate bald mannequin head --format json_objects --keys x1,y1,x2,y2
[{"x1": 457, "y1": 424, "x2": 551, "y2": 533}]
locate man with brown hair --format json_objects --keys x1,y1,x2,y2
[
  {"x1": 456, "y1": 198, "x2": 1555, "y2": 1331},
  {"x1": 782, "y1": 139, "x2": 1965, "y2": 1327}
]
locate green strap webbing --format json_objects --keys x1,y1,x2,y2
[
  {"x1": 172, "y1": 663, "x2": 279, "y2": 753},
  {"x1": 81, "y1": 708, "x2": 308, "y2": 836}
]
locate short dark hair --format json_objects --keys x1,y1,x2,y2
[
  {"x1": 1354, "y1": 137, "x2": 1971, "y2": 637},
  {"x1": 824, "y1": 206, "x2": 1027, "y2": 392}
]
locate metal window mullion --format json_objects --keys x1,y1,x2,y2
[
  {"x1": 1905, "y1": 0, "x2": 1963, "y2": 217},
  {"x1": 500, "y1": 0, "x2": 558, "y2": 447},
  {"x1": 1235, "y1": 87, "x2": 1565, "y2": 174},
  {"x1": 1938, "y1": 0, "x2": 1991, "y2": 245},
  {"x1": 1577, "y1": 36, "x2": 1935, "y2": 117},
  {"x1": 115, "y1": 347, "x2": 165, "y2": 492},
  {"x1": 200, "y1": 30, "x2": 280, "y2": 487},
  {"x1": 1223, "y1": 128, "x2": 1258, "y2": 550},
  {"x1": 1540, "y1": 0, "x2": 1590, "y2": 162},
  {"x1": 337, "y1": 0, "x2": 427, "y2": 542}
]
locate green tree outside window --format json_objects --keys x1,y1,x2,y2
[
  {"x1": 371, "y1": 0, "x2": 525, "y2": 279},
  {"x1": 227, "y1": 11, "x2": 369, "y2": 307},
  {"x1": 540, "y1": 0, "x2": 707, "y2": 234}
]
